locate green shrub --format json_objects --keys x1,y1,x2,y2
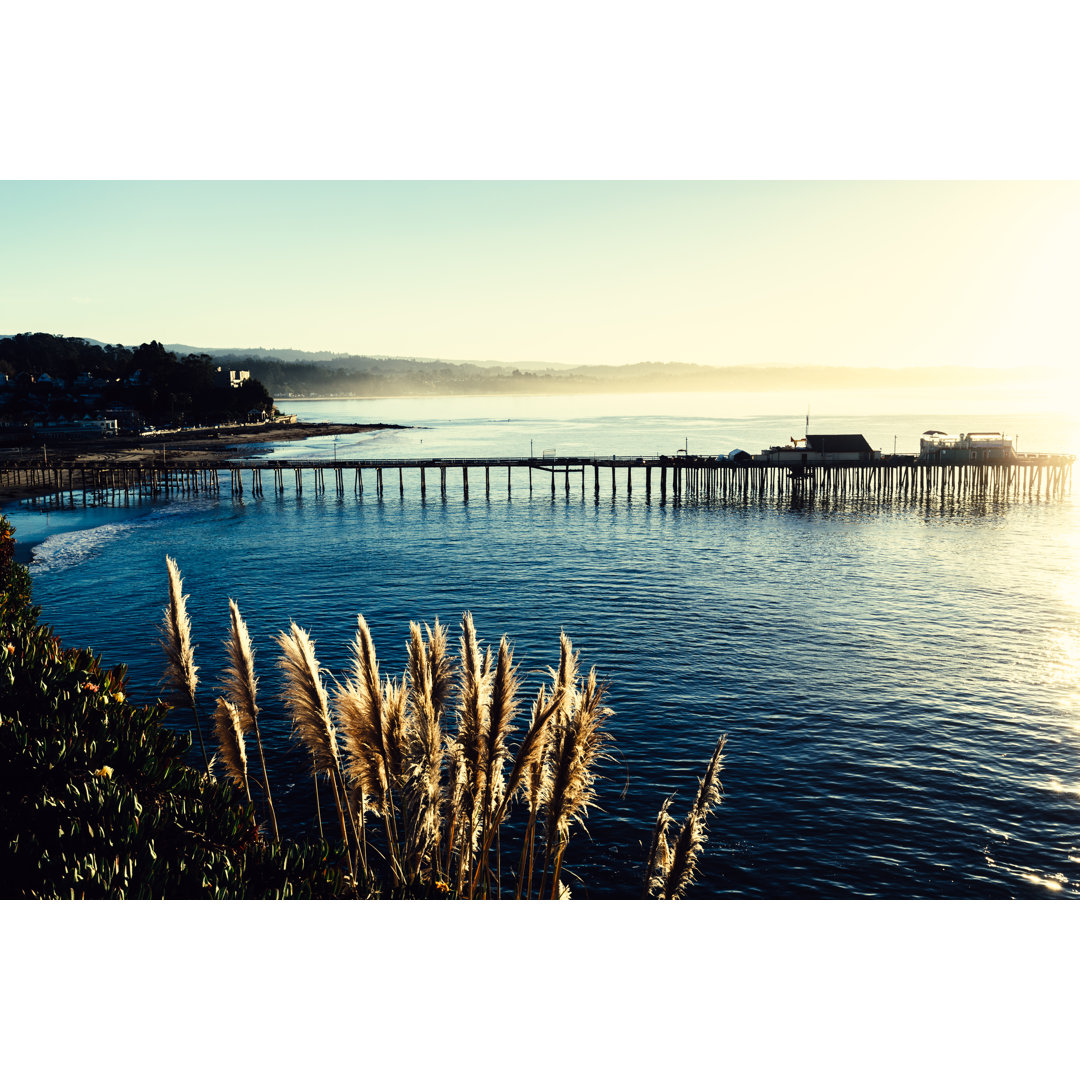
[{"x1": 0, "y1": 514, "x2": 348, "y2": 899}]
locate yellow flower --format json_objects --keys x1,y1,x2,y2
[
  {"x1": 434, "y1": 880, "x2": 450, "y2": 894},
  {"x1": 4, "y1": 643, "x2": 13, "y2": 655},
  {"x1": 95, "y1": 765, "x2": 114, "y2": 780},
  {"x1": 113, "y1": 691, "x2": 125, "y2": 704}
]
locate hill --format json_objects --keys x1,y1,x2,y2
[
  {"x1": 0, "y1": 334, "x2": 274, "y2": 430},
  {"x1": 1, "y1": 332, "x2": 1043, "y2": 403}
]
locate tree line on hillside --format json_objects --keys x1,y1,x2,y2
[
  {"x1": 210, "y1": 354, "x2": 1024, "y2": 399},
  {"x1": 236, "y1": 356, "x2": 579, "y2": 397},
  {"x1": 1, "y1": 332, "x2": 1028, "y2": 411},
  {"x1": 0, "y1": 334, "x2": 274, "y2": 429}
]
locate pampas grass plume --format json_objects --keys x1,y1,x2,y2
[
  {"x1": 161, "y1": 555, "x2": 198, "y2": 706},
  {"x1": 276, "y1": 622, "x2": 338, "y2": 774},
  {"x1": 652, "y1": 733, "x2": 726, "y2": 900},
  {"x1": 160, "y1": 556, "x2": 209, "y2": 771},
  {"x1": 224, "y1": 598, "x2": 278, "y2": 840},
  {"x1": 212, "y1": 696, "x2": 250, "y2": 799}
]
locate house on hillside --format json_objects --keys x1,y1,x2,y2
[
  {"x1": 102, "y1": 406, "x2": 143, "y2": 432},
  {"x1": 215, "y1": 367, "x2": 250, "y2": 389}
]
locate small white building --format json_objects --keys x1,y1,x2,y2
[{"x1": 216, "y1": 367, "x2": 250, "y2": 388}]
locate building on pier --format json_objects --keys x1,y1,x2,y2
[
  {"x1": 760, "y1": 434, "x2": 877, "y2": 466},
  {"x1": 919, "y1": 431, "x2": 1016, "y2": 464}
]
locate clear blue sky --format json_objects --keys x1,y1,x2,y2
[{"x1": 2, "y1": 181, "x2": 1078, "y2": 383}]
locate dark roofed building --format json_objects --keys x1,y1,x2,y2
[
  {"x1": 805, "y1": 434, "x2": 875, "y2": 457},
  {"x1": 762, "y1": 433, "x2": 878, "y2": 465}
]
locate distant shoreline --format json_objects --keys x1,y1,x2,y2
[{"x1": 0, "y1": 421, "x2": 408, "y2": 503}]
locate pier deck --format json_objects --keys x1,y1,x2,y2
[{"x1": 2, "y1": 452, "x2": 1074, "y2": 510}]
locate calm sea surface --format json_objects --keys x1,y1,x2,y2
[{"x1": 9, "y1": 393, "x2": 1080, "y2": 898}]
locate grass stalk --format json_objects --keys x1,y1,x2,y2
[
  {"x1": 160, "y1": 556, "x2": 210, "y2": 773},
  {"x1": 277, "y1": 622, "x2": 355, "y2": 874},
  {"x1": 540, "y1": 665, "x2": 611, "y2": 899},
  {"x1": 550, "y1": 846, "x2": 565, "y2": 900},
  {"x1": 469, "y1": 636, "x2": 519, "y2": 897},
  {"x1": 642, "y1": 796, "x2": 675, "y2": 899},
  {"x1": 224, "y1": 599, "x2": 279, "y2": 840},
  {"x1": 515, "y1": 808, "x2": 541, "y2": 900},
  {"x1": 212, "y1": 696, "x2": 251, "y2": 804},
  {"x1": 336, "y1": 616, "x2": 407, "y2": 886},
  {"x1": 651, "y1": 733, "x2": 727, "y2": 900},
  {"x1": 327, "y1": 767, "x2": 355, "y2": 880},
  {"x1": 453, "y1": 613, "x2": 493, "y2": 881},
  {"x1": 402, "y1": 622, "x2": 445, "y2": 877}
]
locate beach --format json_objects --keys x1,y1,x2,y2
[{"x1": 0, "y1": 421, "x2": 405, "y2": 502}]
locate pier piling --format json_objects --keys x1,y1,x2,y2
[{"x1": 5, "y1": 452, "x2": 1073, "y2": 514}]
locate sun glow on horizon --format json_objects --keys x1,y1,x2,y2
[{"x1": 1, "y1": 181, "x2": 1078, "y2": 380}]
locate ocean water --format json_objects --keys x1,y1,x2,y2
[{"x1": 8, "y1": 393, "x2": 1080, "y2": 898}]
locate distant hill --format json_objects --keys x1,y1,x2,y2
[
  {"x1": 162, "y1": 344, "x2": 573, "y2": 370},
  {"x1": 164, "y1": 344, "x2": 353, "y2": 364},
  {"x1": 1, "y1": 333, "x2": 1048, "y2": 401}
]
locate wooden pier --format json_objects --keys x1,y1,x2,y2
[{"x1": 2, "y1": 453, "x2": 1074, "y2": 511}]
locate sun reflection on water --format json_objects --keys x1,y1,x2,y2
[
  {"x1": 1021, "y1": 873, "x2": 1065, "y2": 892},
  {"x1": 985, "y1": 853, "x2": 1070, "y2": 892}
]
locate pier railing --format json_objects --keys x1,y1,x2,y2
[{"x1": 2, "y1": 452, "x2": 1074, "y2": 510}]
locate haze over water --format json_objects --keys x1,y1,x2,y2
[{"x1": 10, "y1": 393, "x2": 1080, "y2": 898}]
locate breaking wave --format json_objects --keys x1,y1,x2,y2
[{"x1": 28, "y1": 499, "x2": 210, "y2": 576}]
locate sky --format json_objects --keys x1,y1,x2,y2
[
  {"x1": 2, "y1": 180, "x2": 1078, "y2": 381},
  {"x1": 6, "y1": 0, "x2": 1078, "y2": 1068}
]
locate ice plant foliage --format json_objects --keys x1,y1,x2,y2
[{"x1": 1, "y1": 519, "x2": 343, "y2": 900}]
